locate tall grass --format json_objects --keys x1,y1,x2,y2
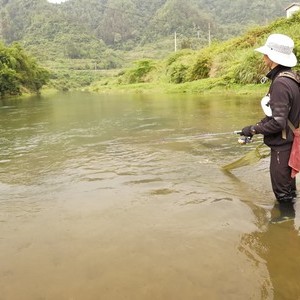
[{"x1": 88, "y1": 12, "x2": 300, "y2": 93}]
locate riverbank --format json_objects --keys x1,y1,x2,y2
[
  {"x1": 2, "y1": 83, "x2": 267, "y2": 101},
  {"x1": 84, "y1": 79, "x2": 268, "y2": 96}
]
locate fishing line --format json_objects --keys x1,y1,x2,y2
[{"x1": 163, "y1": 131, "x2": 242, "y2": 142}]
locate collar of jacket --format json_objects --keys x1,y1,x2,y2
[{"x1": 266, "y1": 65, "x2": 291, "y2": 81}]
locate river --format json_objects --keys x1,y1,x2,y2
[{"x1": 0, "y1": 91, "x2": 299, "y2": 300}]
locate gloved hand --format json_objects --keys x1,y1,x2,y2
[{"x1": 241, "y1": 125, "x2": 253, "y2": 137}]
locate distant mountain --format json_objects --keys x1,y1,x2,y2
[{"x1": 0, "y1": 0, "x2": 292, "y2": 62}]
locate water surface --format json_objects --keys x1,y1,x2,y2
[{"x1": 0, "y1": 92, "x2": 299, "y2": 300}]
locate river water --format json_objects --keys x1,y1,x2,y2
[{"x1": 0, "y1": 92, "x2": 299, "y2": 300}]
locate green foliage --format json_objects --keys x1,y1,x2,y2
[
  {"x1": 200, "y1": 0, "x2": 290, "y2": 26},
  {"x1": 166, "y1": 50, "x2": 192, "y2": 67},
  {"x1": 187, "y1": 53, "x2": 212, "y2": 81},
  {"x1": 165, "y1": 49, "x2": 196, "y2": 83},
  {"x1": 108, "y1": 10, "x2": 300, "y2": 90},
  {"x1": 149, "y1": 0, "x2": 211, "y2": 38},
  {"x1": 0, "y1": 65, "x2": 19, "y2": 96},
  {"x1": 0, "y1": 0, "x2": 293, "y2": 55},
  {"x1": 0, "y1": 41, "x2": 49, "y2": 97},
  {"x1": 168, "y1": 63, "x2": 188, "y2": 83},
  {"x1": 228, "y1": 51, "x2": 265, "y2": 84},
  {"x1": 0, "y1": 0, "x2": 298, "y2": 94},
  {"x1": 122, "y1": 60, "x2": 156, "y2": 84}
]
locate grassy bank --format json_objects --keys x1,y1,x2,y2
[
  {"x1": 81, "y1": 12, "x2": 300, "y2": 97},
  {"x1": 86, "y1": 78, "x2": 268, "y2": 96},
  {"x1": 30, "y1": 11, "x2": 300, "y2": 98}
]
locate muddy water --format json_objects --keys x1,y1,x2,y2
[{"x1": 0, "y1": 92, "x2": 299, "y2": 300}]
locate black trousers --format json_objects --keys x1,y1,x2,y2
[{"x1": 270, "y1": 148, "x2": 296, "y2": 202}]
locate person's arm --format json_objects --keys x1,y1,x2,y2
[{"x1": 254, "y1": 79, "x2": 291, "y2": 135}]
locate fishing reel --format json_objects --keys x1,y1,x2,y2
[
  {"x1": 238, "y1": 136, "x2": 253, "y2": 145},
  {"x1": 234, "y1": 130, "x2": 253, "y2": 145}
]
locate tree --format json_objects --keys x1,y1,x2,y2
[{"x1": 0, "y1": 42, "x2": 49, "y2": 97}]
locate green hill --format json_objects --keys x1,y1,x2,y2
[
  {"x1": 88, "y1": 12, "x2": 300, "y2": 94},
  {"x1": 0, "y1": 0, "x2": 298, "y2": 94},
  {"x1": 0, "y1": 0, "x2": 292, "y2": 59}
]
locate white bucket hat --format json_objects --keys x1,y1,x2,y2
[{"x1": 255, "y1": 33, "x2": 297, "y2": 67}]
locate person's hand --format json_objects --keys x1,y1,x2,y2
[{"x1": 241, "y1": 125, "x2": 253, "y2": 137}]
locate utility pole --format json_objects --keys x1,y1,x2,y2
[
  {"x1": 208, "y1": 23, "x2": 211, "y2": 46},
  {"x1": 174, "y1": 31, "x2": 177, "y2": 52}
]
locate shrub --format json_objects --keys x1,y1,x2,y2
[
  {"x1": 187, "y1": 53, "x2": 212, "y2": 81},
  {"x1": 230, "y1": 51, "x2": 265, "y2": 84},
  {"x1": 0, "y1": 66, "x2": 20, "y2": 96},
  {"x1": 169, "y1": 63, "x2": 188, "y2": 83},
  {"x1": 123, "y1": 60, "x2": 156, "y2": 84},
  {"x1": 0, "y1": 42, "x2": 49, "y2": 96}
]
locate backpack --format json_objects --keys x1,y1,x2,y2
[
  {"x1": 276, "y1": 71, "x2": 300, "y2": 137},
  {"x1": 277, "y1": 71, "x2": 300, "y2": 177}
]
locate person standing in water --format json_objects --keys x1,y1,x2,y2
[{"x1": 241, "y1": 33, "x2": 300, "y2": 204}]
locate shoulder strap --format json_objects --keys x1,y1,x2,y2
[
  {"x1": 288, "y1": 119, "x2": 296, "y2": 132},
  {"x1": 277, "y1": 71, "x2": 300, "y2": 85},
  {"x1": 283, "y1": 120, "x2": 296, "y2": 139},
  {"x1": 277, "y1": 71, "x2": 300, "y2": 138}
]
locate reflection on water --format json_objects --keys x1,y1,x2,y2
[
  {"x1": 241, "y1": 202, "x2": 300, "y2": 300},
  {"x1": 0, "y1": 92, "x2": 299, "y2": 299}
]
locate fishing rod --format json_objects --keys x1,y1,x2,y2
[
  {"x1": 200, "y1": 130, "x2": 242, "y2": 137},
  {"x1": 163, "y1": 130, "x2": 252, "y2": 144},
  {"x1": 199, "y1": 130, "x2": 253, "y2": 144}
]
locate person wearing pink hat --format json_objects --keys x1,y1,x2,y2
[{"x1": 241, "y1": 33, "x2": 300, "y2": 204}]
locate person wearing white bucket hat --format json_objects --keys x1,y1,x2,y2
[
  {"x1": 255, "y1": 33, "x2": 297, "y2": 68},
  {"x1": 241, "y1": 33, "x2": 300, "y2": 205}
]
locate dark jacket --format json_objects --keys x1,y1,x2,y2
[{"x1": 254, "y1": 65, "x2": 300, "y2": 151}]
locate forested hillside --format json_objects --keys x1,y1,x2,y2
[
  {"x1": 0, "y1": 0, "x2": 296, "y2": 94},
  {"x1": 0, "y1": 0, "x2": 292, "y2": 62},
  {"x1": 88, "y1": 12, "x2": 300, "y2": 94}
]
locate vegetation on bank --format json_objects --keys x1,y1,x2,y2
[
  {"x1": 86, "y1": 12, "x2": 300, "y2": 94},
  {"x1": 0, "y1": 0, "x2": 293, "y2": 95},
  {"x1": 0, "y1": 42, "x2": 49, "y2": 97},
  {"x1": 1, "y1": 6, "x2": 300, "y2": 97}
]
